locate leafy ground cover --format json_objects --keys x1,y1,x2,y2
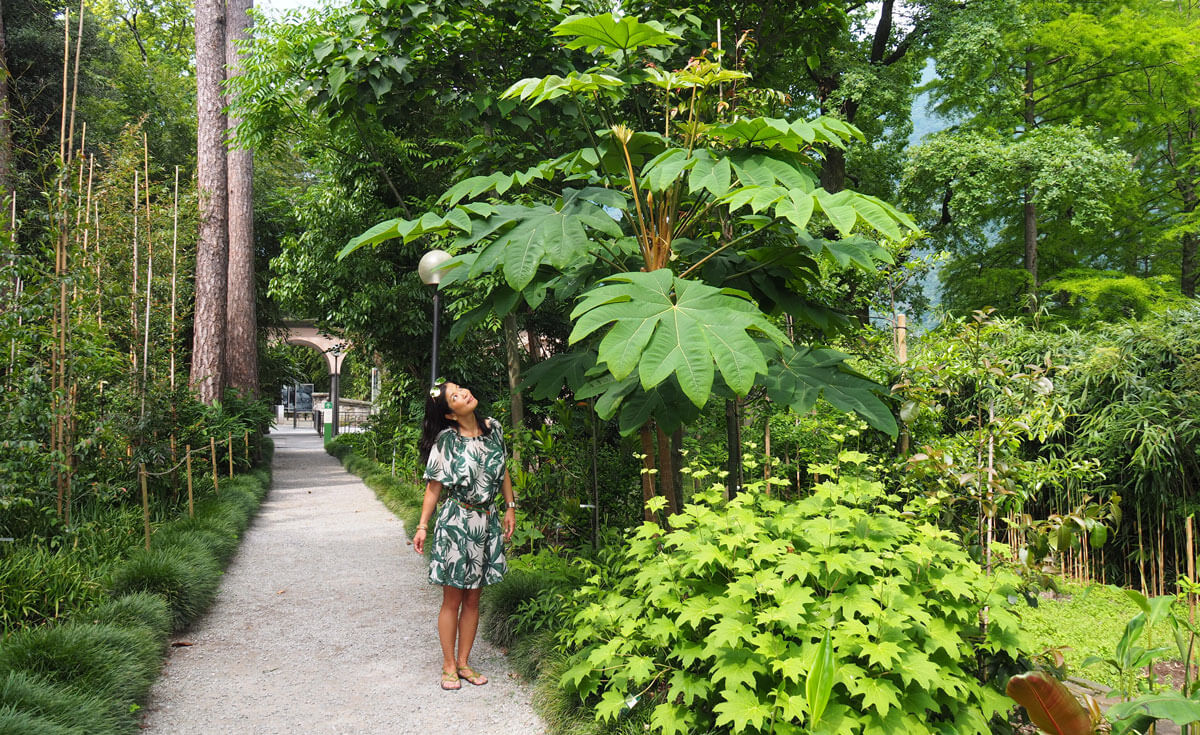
[{"x1": 1018, "y1": 582, "x2": 1177, "y2": 690}]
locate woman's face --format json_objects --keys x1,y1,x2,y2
[{"x1": 442, "y1": 382, "x2": 477, "y2": 420}]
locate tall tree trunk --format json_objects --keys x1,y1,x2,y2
[
  {"x1": 639, "y1": 425, "x2": 657, "y2": 522},
  {"x1": 1023, "y1": 58, "x2": 1039, "y2": 310},
  {"x1": 191, "y1": 0, "x2": 228, "y2": 402},
  {"x1": 224, "y1": 0, "x2": 257, "y2": 396},
  {"x1": 657, "y1": 425, "x2": 678, "y2": 515},
  {"x1": 503, "y1": 313, "x2": 524, "y2": 462},
  {"x1": 0, "y1": 0, "x2": 12, "y2": 199},
  {"x1": 725, "y1": 398, "x2": 743, "y2": 498},
  {"x1": 1181, "y1": 110, "x2": 1197, "y2": 298}
]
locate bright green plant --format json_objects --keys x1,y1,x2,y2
[
  {"x1": 557, "y1": 476, "x2": 1022, "y2": 734},
  {"x1": 340, "y1": 12, "x2": 916, "y2": 438}
]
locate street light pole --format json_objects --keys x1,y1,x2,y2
[{"x1": 418, "y1": 250, "x2": 453, "y2": 387}]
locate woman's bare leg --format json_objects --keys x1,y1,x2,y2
[
  {"x1": 438, "y1": 586, "x2": 465, "y2": 674},
  {"x1": 455, "y1": 587, "x2": 484, "y2": 676}
]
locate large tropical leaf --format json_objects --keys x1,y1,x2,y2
[
  {"x1": 569, "y1": 270, "x2": 785, "y2": 406},
  {"x1": 502, "y1": 71, "x2": 626, "y2": 108},
  {"x1": 1108, "y1": 691, "x2": 1200, "y2": 733},
  {"x1": 520, "y1": 350, "x2": 598, "y2": 400},
  {"x1": 762, "y1": 345, "x2": 897, "y2": 437},
  {"x1": 1005, "y1": 671, "x2": 1093, "y2": 735},
  {"x1": 553, "y1": 14, "x2": 680, "y2": 56}
]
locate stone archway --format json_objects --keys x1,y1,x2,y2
[{"x1": 270, "y1": 320, "x2": 352, "y2": 435}]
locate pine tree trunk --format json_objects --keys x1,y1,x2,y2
[
  {"x1": 224, "y1": 0, "x2": 256, "y2": 396},
  {"x1": 191, "y1": 0, "x2": 228, "y2": 402}
]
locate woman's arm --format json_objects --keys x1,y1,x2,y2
[
  {"x1": 500, "y1": 470, "x2": 515, "y2": 541},
  {"x1": 412, "y1": 479, "x2": 442, "y2": 554}
]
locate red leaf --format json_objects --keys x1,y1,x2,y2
[{"x1": 1006, "y1": 671, "x2": 1093, "y2": 735}]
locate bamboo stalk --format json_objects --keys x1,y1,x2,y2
[
  {"x1": 243, "y1": 430, "x2": 249, "y2": 464},
  {"x1": 66, "y1": 0, "x2": 84, "y2": 163},
  {"x1": 170, "y1": 166, "x2": 179, "y2": 390},
  {"x1": 1160, "y1": 509, "x2": 1167, "y2": 597},
  {"x1": 140, "y1": 463, "x2": 151, "y2": 550},
  {"x1": 1139, "y1": 507, "x2": 1148, "y2": 596},
  {"x1": 186, "y1": 444, "x2": 194, "y2": 517},
  {"x1": 59, "y1": 10, "x2": 68, "y2": 162},
  {"x1": 1187, "y1": 515, "x2": 1195, "y2": 623},
  {"x1": 227, "y1": 432, "x2": 233, "y2": 477}
]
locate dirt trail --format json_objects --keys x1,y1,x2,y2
[{"x1": 141, "y1": 425, "x2": 546, "y2": 735}]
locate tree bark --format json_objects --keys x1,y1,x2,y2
[
  {"x1": 725, "y1": 398, "x2": 743, "y2": 498},
  {"x1": 191, "y1": 0, "x2": 228, "y2": 402},
  {"x1": 639, "y1": 425, "x2": 657, "y2": 522},
  {"x1": 503, "y1": 313, "x2": 524, "y2": 462},
  {"x1": 1023, "y1": 58, "x2": 1040, "y2": 310},
  {"x1": 0, "y1": 0, "x2": 12, "y2": 199},
  {"x1": 1181, "y1": 110, "x2": 1197, "y2": 298},
  {"x1": 224, "y1": 0, "x2": 257, "y2": 396}
]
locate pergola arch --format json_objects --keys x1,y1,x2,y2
[{"x1": 271, "y1": 320, "x2": 352, "y2": 434}]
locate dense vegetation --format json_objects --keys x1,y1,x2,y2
[{"x1": 3, "y1": 0, "x2": 1200, "y2": 732}]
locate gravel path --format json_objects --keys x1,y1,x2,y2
[{"x1": 141, "y1": 425, "x2": 547, "y2": 735}]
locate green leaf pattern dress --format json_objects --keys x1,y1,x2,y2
[{"x1": 422, "y1": 417, "x2": 508, "y2": 589}]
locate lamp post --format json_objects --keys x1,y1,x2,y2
[{"x1": 418, "y1": 249, "x2": 452, "y2": 387}]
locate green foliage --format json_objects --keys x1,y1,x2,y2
[
  {"x1": 1042, "y1": 270, "x2": 1185, "y2": 322},
  {"x1": 83, "y1": 594, "x2": 171, "y2": 642},
  {"x1": 342, "y1": 12, "x2": 914, "y2": 437},
  {"x1": 0, "y1": 623, "x2": 160, "y2": 704},
  {"x1": 0, "y1": 669, "x2": 134, "y2": 735},
  {"x1": 0, "y1": 549, "x2": 107, "y2": 633},
  {"x1": 109, "y1": 548, "x2": 222, "y2": 634},
  {"x1": 559, "y1": 478, "x2": 1023, "y2": 734}
]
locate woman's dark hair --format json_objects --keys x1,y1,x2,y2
[{"x1": 418, "y1": 382, "x2": 491, "y2": 466}]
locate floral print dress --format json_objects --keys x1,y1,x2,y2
[{"x1": 422, "y1": 417, "x2": 508, "y2": 589}]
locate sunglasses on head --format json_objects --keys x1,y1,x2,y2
[{"x1": 429, "y1": 377, "x2": 446, "y2": 399}]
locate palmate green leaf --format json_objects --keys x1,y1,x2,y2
[
  {"x1": 466, "y1": 188, "x2": 626, "y2": 290},
  {"x1": 519, "y1": 350, "x2": 597, "y2": 400},
  {"x1": 713, "y1": 685, "x2": 773, "y2": 732},
  {"x1": 570, "y1": 270, "x2": 782, "y2": 405},
  {"x1": 650, "y1": 702, "x2": 696, "y2": 735},
  {"x1": 501, "y1": 71, "x2": 626, "y2": 107},
  {"x1": 688, "y1": 150, "x2": 733, "y2": 197},
  {"x1": 762, "y1": 345, "x2": 898, "y2": 437},
  {"x1": 553, "y1": 14, "x2": 681, "y2": 56},
  {"x1": 641, "y1": 148, "x2": 696, "y2": 193}
]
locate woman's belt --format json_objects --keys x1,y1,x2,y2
[{"x1": 447, "y1": 496, "x2": 495, "y2": 514}]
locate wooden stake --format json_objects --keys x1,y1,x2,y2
[
  {"x1": 210, "y1": 436, "x2": 219, "y2": 494},
  {"x1": 186, "y1": 444, "x2": 194, "y2": 517},
  {"x1": 170, "y1": 435, "x2": 178, "y2": 494},
  {"x1": 140, "y1": 463, "x2": 151, "y2": 550},
  {"x1": 243, "y1": 430, "x2": 249, "y2": 464},
  {"x1": 131, "y1": 170, "x2": 139, "y2": 370}
]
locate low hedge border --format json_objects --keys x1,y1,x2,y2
[{"x1": 0, "y1": 439, "x2": 274, "y2": 734}]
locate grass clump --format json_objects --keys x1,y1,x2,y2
[
  {"x1": 109, "y1": 547, "x2": 221, "y2": 633},
  {"x1": 0, "y1": 670, "x2": 133, "y2": 734},
  {"x1": 84, "y1": 593, "x2": 171, "y2": 642},
  {"x1": 0, "y1": 704, "x2": 81, "y2": 735},
  {"x1": 0, "y1": 623, "x2": 160, "y2": 703},
  {"x1": 153, "y1": 526, "x2": 238, "y2": 566}
]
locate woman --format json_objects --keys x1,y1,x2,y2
[{"x1": 414, "y1": 380, "x2": 516, "y2": 691}]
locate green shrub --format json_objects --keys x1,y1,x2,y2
[
  {"x1": 559, "y1": 478, "x2": 1024, "y2": 735},
  {"x1": 0, "y1": 670, "x2": 131, "y2": 734},
  {"x1": 0, "y1": 549, "x2": 106, "y2": 634},
  {"x1": 190, "y1": 497, "x2": 248, "y2": 538},
  {"x1": 0, "y1": 623, "x2": 159, "y2": 704},
  {"x1": 480, "y1": 570, "x2": 552, "y2": 650},
  {"x1": 84, "y1": 593, "x2": 171, "y2": 642},
  {"x1": 109, "y1": 547, "x2": 221, "y2": 632}
]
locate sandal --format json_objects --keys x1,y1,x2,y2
[
  {"x1": 457, "y1": 665, "x2": 488, "y2": 686},
  {"x1": 440, "y1": 669, "x2": 461, "y2": 691}
]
